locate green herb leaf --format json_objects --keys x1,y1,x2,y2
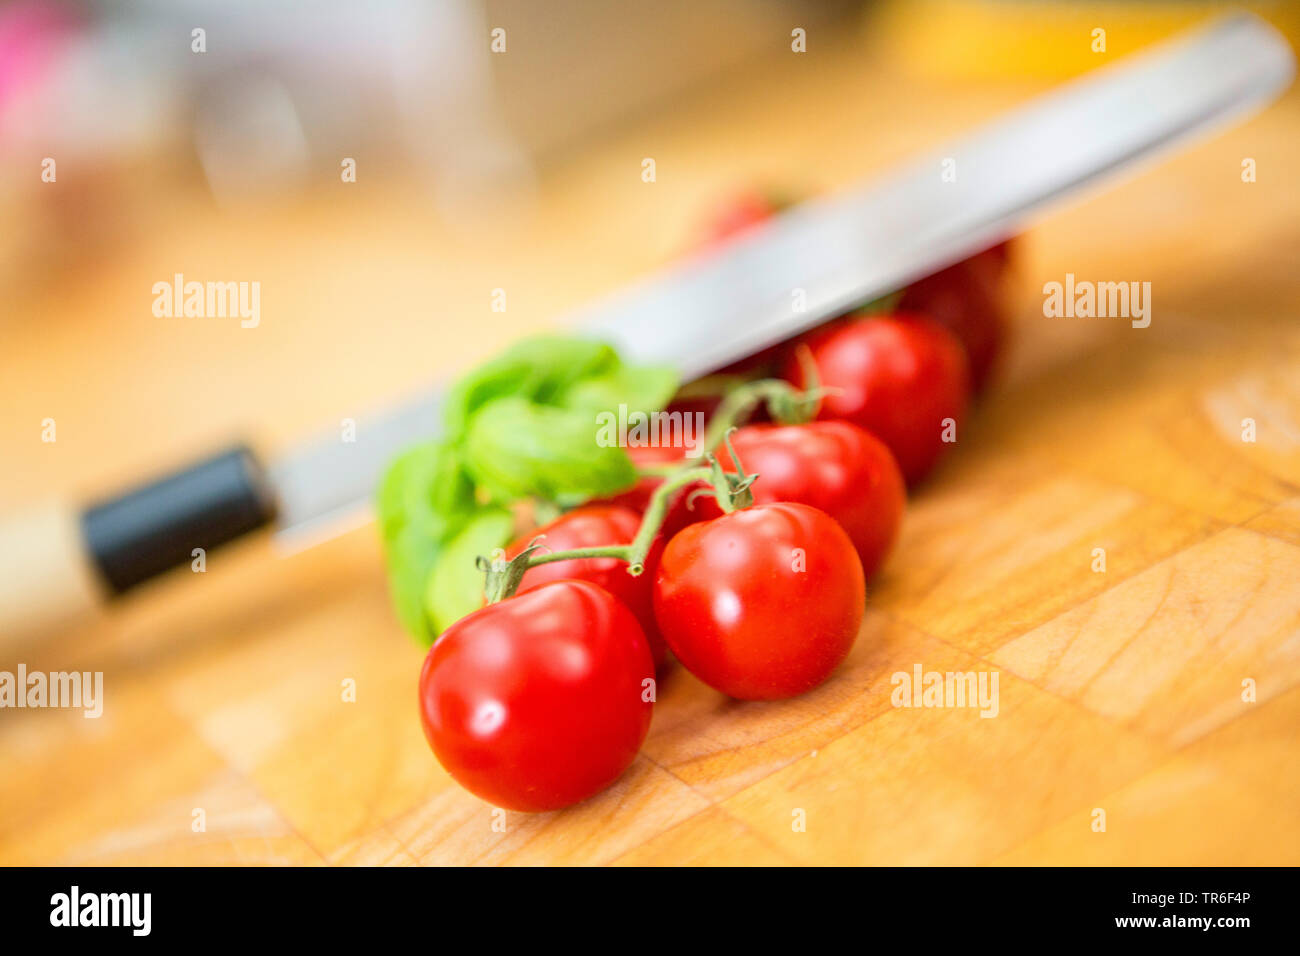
[
  {"x1": 462, "y1": 396, "x2": 636, "y2": 502},
  {"x1": 424, "y1": 508, "x2": 515, "y2": 634},
  {"x1": 382, "y1": 526, "x2": 441, "y2": 642},
  {"x1": 442, "y1": 337, "x2": 617, "y2": 436},
  {"x1": 375, "y1": 441, "x2": 464, "y2": 643},
  {"x1": 559, "y1": 362, "x2": 679, "y2": 419},
  {"x1": 377, "y1": 441, "x2": 439, "y2": 538}
]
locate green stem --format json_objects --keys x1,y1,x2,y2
[
  {"x1": 480, "y1": 464, "x2": 720, "y2": 604},
  {"x1": 526, "y1": 545, "x2": 633, "y2": 565},
  {"x1": 700, "y1": 376, "x2": 824, "y2": 453},
  {"x1": 671, "y1": 372, "x2": 752, "y2": 401},
  {"x1": 623, "y1": 465, "x2": 714, "y2": 571}
]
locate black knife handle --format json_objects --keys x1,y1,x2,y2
[{"x1": 81, "y1": 445, "x2": 278, "y2": 594}]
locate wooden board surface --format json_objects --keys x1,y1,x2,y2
[{"x1": 2, "y1": 29, "x2": 1298, "y2": 866}]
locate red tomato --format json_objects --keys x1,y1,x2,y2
[
  {"x1": 784, "y1": 313, "x2": 970, "y2": 485},
  {"x1": 698, "y1": 188, "x2": 781, "y2": 247},
  {"x1": 898, "y1": 250, "x2": 1007, "y2": 393},
  {"x1": 506, "y1": 504, "x2": 667, "y2": 667},
  {"x1": 722, "y1": 421, "x2": 905, "y2": 581},
  {"x1": 653, "y1": 502, "x2": 865, "y2": 700},
  {"x1": 419, "y1": 580, "x2": 654, "y2": 812},
  {"x1": 978, "y1": 238, "x2": 1015, "y2": 273}
]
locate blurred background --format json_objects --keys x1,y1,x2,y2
[
  {"x1": 2, "y1": 1, "x2": 1298, "y2": 865},
  {"x1": 3, "y1": 0, "x2": 1298, "y2": 500}
]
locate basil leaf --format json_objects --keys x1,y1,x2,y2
[
  {"x1": 376, "y1": 441, "x2": 479, "y2": 643},
  {"x1": 463, "y1": 396, "x2": 636, "y2": 502},
  {"x1": 377, "y1": 441, "x2": 438, "y2": 538},
  {"x1": 559, "y1": 363, "x2": 679, "y2": 419},
  {"x1": 382, "y1": 526, "x2": 441, "y2": 642},
  {"x1": 442, "y1": 337, "x2": 617, "y2": 436},
  {"x1": 428, "y1": 443, "x2": 477, "y2": 523},
  {"x1": 424, "y1": 508, "x2": 515, "y2": 635}
]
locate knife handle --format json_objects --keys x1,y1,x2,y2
[
  {"x1": 0, "y1": 445, "x2": 277, "y2": 650},
  {"x1": 0, "y1": 500, "x2": 105, "y2": 647}
]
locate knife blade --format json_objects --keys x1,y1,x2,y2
[{"x1": 270, "y1": 12, "x2": 1294, "y2": 548}]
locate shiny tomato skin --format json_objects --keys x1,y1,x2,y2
[
  {"x1": 506, "y1": 504, "x2": 666, "y2": 667},
  {"x1": 898, "y1": 251, "x2": 1007, "y2": 393},
  {"x1": 785, "y1": 313, "x2": 970, "y2": 485},
  {"x1": 724, "y1": 421, "x2": 905, "y2": 581},
  {"x1": 419, "y1": 580, "x2": 654, "y2": 812},
  {"x1": 654, "y1": 502, "x2": 865, "y2": 700}
]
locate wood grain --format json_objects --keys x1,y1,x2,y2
[{"x1": 1, "y1": 27, "x2": 1297, "y2": 866}]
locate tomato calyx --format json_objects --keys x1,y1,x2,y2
[{"x1": 683, "y1": 430, "x2": 756, "y2": 514}]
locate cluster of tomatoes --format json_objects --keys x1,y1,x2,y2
[{"x1": 418, "y1": 191, "x2": 1013, "y2": 812}]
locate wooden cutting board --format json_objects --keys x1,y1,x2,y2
[{"x1": 2, "y1": 29, "x2": 1298, "y2": 866}]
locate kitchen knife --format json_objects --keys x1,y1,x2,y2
[{"x1": 0, "y1": 12, "x2": 1292, "y2": 644}]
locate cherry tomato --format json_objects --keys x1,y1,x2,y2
[
  {"x1": 898, "y1": 250, "x2": 1007, "y2": 393},
  {"x1": 653, "y1": 502, "x2": 865, "y2": 700},
  {"x1": 784, "y1": 313, "x2": 970, "y2": 485},
  {"x1": 698, "y1": 188, "x2": 781, "y2": 247},
  {"x1": 506, "y1": 504, "x2": 667, "y2": 667},
  {"x1": 977, "y1": 238, "x2": 1015, "y2": 273},
  {"x1": 419, "y1": 579, "x2": 654, "y2": 812},
  {"x1": 722, "y1": 421, "x2": 905, "y2": 581}
]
